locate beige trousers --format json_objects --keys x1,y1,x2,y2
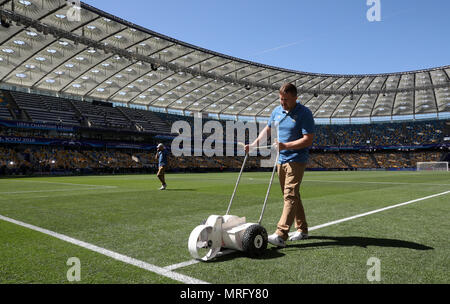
[
  {"x1": 275, "y1": 162, "x2": 308, "y2": 240},
  {"x1": 157, "y1": 166, "x2": 166, "y2": 185}
]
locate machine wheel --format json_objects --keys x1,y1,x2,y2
[
  {"x1": 201, "y1": 218, "x2": 225, "y2": 251},
  {"x1": 188, "y1": 224, "x2": 221, "y2": 261},
  {"x1": 242, "y1": 224, "x2": 268, "y2": 257},
  {"x1": 199, "y1": 219, "x2": 208, "y2": 241}
]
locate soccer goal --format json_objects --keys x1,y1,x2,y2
[{"x1": 416, "y1": 161, "x2": 449, "y2": 171}]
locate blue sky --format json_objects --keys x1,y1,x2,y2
[{"x1": 83, "y1": 0, "x2": 449, "y2": 75}]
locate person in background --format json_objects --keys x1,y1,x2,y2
[{"x1": 155, "y1": 143, "x2": 168, "y2": 190}]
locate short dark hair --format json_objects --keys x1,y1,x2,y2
[{"x1": 279, "y1": 83, "x2": 297, "y2": 97}]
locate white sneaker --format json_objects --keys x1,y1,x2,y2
[
  {"x1": 159, "y1": 184, "x2": 167, "y2": 190},
  {"x1": 288, "y1": 231, "x2": 309, "y2": 241},
  {"x1": 268, "y1": 233, "x2": 286, "y2": 247}
]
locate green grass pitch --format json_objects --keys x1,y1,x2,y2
[{"x1": 0, "y1": 170, "x2": 449, "y2": 284}]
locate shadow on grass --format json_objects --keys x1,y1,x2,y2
[
  {"x1": 207, "y1": 247, "x2": 285, "y2": 263},
  {"x1": 285, "y1": 235, "x2": 433, "y2": 251},
  {"x1": 164, "y1": 189, "x2": 197, "y2": 192}
]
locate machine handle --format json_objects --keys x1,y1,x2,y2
[
  {"x1": 258, "y1": 152, "x2": 279, "y2": 225},
  {"x1": 226, "y1": 152, "x2": 249, "y2": 215}
]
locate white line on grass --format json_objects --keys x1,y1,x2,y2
[
  {"x1": 0, "y1": 214, "x2": 209, "y2": 284},
  {"x1": 1, "y1": 187, "x2": 118, "y2": 195},
  {"x1": 237, "y1": 177, "x2": 450, "y2": 187},
  {"x1": 0, "y1": 181, "x2": 117, "y2": 195},
  {"x1": 304, "y1": 180, "x2": 450, "y2": 186},
  {"x1": 167, "y1": 189, "x2": 450, "y2": 270},
  {"x1": 163, "y1": 259, "x2": 201, "y2": 271},
  {"x1": 6, "y1": 180, "x2": 117, "y2": 188},
  {"x1": 163, "y1": 249, "x2": 235, "y2": 271},
  {"x1": 306, "y1": 190, "x2": 450, "y2": 230}
]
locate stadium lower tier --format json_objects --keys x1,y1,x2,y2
[
  {"x1": 0, "y1": 145, "x2": 447, "y2": 176},
  {"x1": 1, "y1": 89, "x2": 449, "y2": 149}
]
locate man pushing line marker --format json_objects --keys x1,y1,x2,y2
[{"x1": 245, "y1": 83, "x2": 315, "y2": 247}]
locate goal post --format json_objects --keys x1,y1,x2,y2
[{"x1": 416, "y1": 161, "x2": 449, "y2": 171}]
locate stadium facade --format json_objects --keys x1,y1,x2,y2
[{"x1": 0, "y1": 1, "x2": 449, "y2": 175}]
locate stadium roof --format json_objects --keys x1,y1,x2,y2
[{"x1": 0, "y1": 1, "x2": 449, "y2": 122}]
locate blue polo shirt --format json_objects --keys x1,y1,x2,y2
[
  {"x1": 268, "y1": 102, "x2": 315, "y2": 164},
  {"x1": 157, "y1": 149, "x2": 168, "y2": 167}
]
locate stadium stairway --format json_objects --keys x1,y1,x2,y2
[
  {"x1": 42, "y1": 95, "x2": 82, "y2": 126},
  {"x1": 9, "y1": 91, "x2": 79, "y2": 125},
  {"x1": 117, "y1": 107, "x2": 155, "y2": 132},
  {"x1": 337, "y1": 153, "x2": 351, "y2": 169},
  {"x1": 0, "y1": 92, "x2": 14, "y2": 120},
  {"x1": 326, "y1": 125, "x2": 339, "y2": 145},
  {"x1": 0, "y1": 90, "x2": 22, "y2": 120},
  {"x1": 147, "y1": 112, "x2": 172, "y2": 134},
  {"x1": 369, "y1": 153, "x2": 381, "y2": 168},
  {"x1": 403, "y1": 152, "x2": 411, "y2": 168},
  {"x1": 115, "y1": 106, "x2": 140, "y2": 131},
  {"x1": 442, "y1": 152, "x2": 450, "y2": 162},
  {"x1": 310, "y1": 155, "x2": 325, "y2": 168},
  {"x1": 67, "y1": 99, "x2": 86, "y2": 125}
]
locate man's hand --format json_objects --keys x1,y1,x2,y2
[
  {"x1": 244, "y1": 143, "x2": 256, "y2": 154},
  {"x1": 276, "y1": 134, "x2": 314, "y2": 151},
  {"x1": 279, "y1": 142, "x2": 291, "y2": 151},
  {"x1": 243, "y1": 125, "x2": 271, "y2": 154},
  {"x1": 269, "y1": 139, "x2": 283, "y2": 151}
]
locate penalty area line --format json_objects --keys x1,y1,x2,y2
[
  {"x1": 1, "y1": 187, "x2": 117, "y2": 195},
  {"x1": 168, "y1": 189, "x2": 450, "y2": 270},
  {"x1": 0, "y1": 214, "x2": 209, "y2": 284},
  {"x1": 6, "y1": 180, "x2": 117, "y2": 188},
  {"x1": 307, "y1": 189, "x2": 450, "y2": 231}
]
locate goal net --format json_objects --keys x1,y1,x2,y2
[{"x1": 416, "y1": 161, "x2": 449, "y2": 171}]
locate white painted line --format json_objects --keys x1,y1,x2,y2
[
  {"x1": 304, "y1": 180, "x2": 450, "y2": 186},
  {"x1": 167, "y1": 189, "x2": 450, "y2": 270},
  {"x1": 0, "y1": 214, "x2": 209, "y2": 284},
  {"x1": 163, "y1": 249, "x2": 235, "y2": 271},
  {"x1": 306, "y1": 189, "x2": 450, "y2": 231},
  {"x1": 164, "y1": 259, "x2": 202, "y2": 271},
  {"x1": 5, "y1": 180, "x2": 117, "y2": 188},
  {"x1": 1, "y1": 187, "x2": 117, "y2": 194},
  {"x1": 241, "y1": 177, "x2": 450, "y2": 187}
]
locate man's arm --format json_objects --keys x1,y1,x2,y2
[
  {"x1": 244, "y1": 125, "x2": 271, "y2": 153},
  {"x1": 278, "y1": 133, "x2": 314, "y2": 151}
]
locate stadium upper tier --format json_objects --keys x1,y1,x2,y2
[{"x1": 0, "y1": 1, "x2": 449, "y2": 123}]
